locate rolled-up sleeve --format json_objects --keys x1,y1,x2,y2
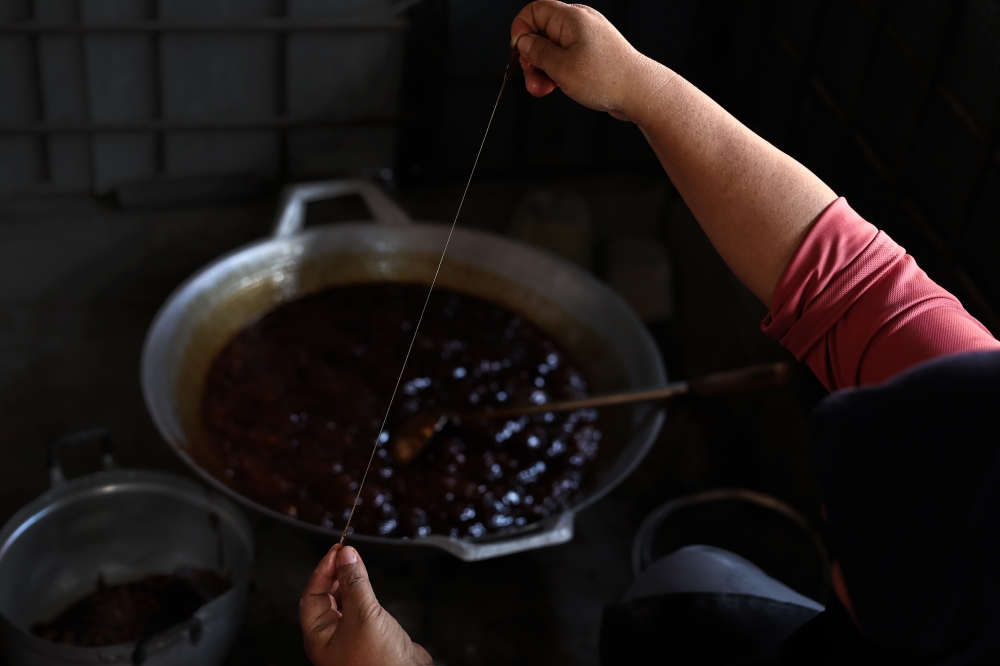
[{"x1": 761, "y1": 198, "x2": 1000, "y2": 391}]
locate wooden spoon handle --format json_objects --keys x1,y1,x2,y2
[
  {"x1": 468, "y1": 362, "x2": 792, "y2": 420},
  {"x1": 687, "y1": 361, "x2": 793, "y2": 397}
]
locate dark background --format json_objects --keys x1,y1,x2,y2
[{"x1": 398, "y1": 0, "x2": 1000, "y2": 332}]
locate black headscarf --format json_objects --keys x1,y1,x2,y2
[{"x1": 810, "y1": 350, "x2": 1000, "y2": 664}]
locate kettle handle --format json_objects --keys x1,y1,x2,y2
[
  {"x1": 48, "y1": 428, "x2": 116, "y2": 488},
  {"x1": 272, "y1": 179, "x2": 412, "y2": 238}
]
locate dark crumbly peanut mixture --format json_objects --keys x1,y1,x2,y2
[
  {"x1": 202, "y1": 284, "x2": 601, "y2": 538},
  {"x1": 32, "y1": 569, "x2": 229, "y2": 647}
]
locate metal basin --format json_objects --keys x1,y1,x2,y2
[
  {"x1": 632, "y1": 489, "x2": 830, "y2": 603},
  {"x1": 141, "y1": 180, "x2": 666, "y2": 560},
  {"x1": 0, "y1": 432, "x2": 253, "y2": 666}
]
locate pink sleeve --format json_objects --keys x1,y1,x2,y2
[{"x1": 761, "y1": 197, "x2": 1000, "y2": 392}]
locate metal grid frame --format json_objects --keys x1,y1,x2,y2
[
  {"x1": 730, "y1": 0, "x2": 1000, "y2": 329},
  {"x1": 0, "y1": 3, "x2": 407, "y2": 190},
  {"x1": 395, "y1": 0, "x2": 1000, "y2": 324}
]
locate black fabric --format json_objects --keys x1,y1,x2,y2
[
  {"x1": 810, "y1": 350, "x2": 1000, "y2": 664},
  {"x1": 780, "y1": 596, "x2": 924, "y2": 666},
  {"x1": 599, "y1": 351, "x2": 1000, "y2": 666},
  {"x1": 599, "y1": 592, "x2": 819, "y2": 666}
]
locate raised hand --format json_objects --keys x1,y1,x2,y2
[{"x1": 511, "y1": 1, "x2": 653, "y2": 121}]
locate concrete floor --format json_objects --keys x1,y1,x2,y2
[{"x1": 0, "y1": 175, "x2": 827, "y2": 665}]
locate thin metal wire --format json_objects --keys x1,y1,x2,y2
[{"x1": 339, "y1": 49, "x2": 521, "y2": 545}]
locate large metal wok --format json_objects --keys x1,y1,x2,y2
[{"x1": 142, "y1": 180, "x2": 666, "y2": 560}]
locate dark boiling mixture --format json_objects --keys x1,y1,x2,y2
[{"x1": 202, "y1": 284, "x2": 601, "y2": 539}]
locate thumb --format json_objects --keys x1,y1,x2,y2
[
  {"x1": 516, "y1": 33, "x2": 568, "y2": 78},
  {"x1": 335, "y1": 546, "x2": 380, "y2": 615}
]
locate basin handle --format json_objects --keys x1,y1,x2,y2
[
  {"x1": 49, "y1": 428, "x2": 116, "y2": 488},
  {"x1": 272, "y1": 179, "x2": 412, "y2": 238}
]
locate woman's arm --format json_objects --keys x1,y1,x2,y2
[
  {"x1": 511, "y1": 1, "x2": 837, "y2": 305},
  {"x1": 511, "y1": 1, "x2": 999, "y2": 390}
]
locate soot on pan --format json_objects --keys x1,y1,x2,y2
[{"x1": 201, "y1": 284, "x2": 601, "y2": 539}]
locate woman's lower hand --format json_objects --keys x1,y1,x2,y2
[
  {"x1": 300, "y1": 545, "x2": 434, "y2": 666},
  {"x1": 511, "y1": 1, "x2": 661, "y2": 121}
]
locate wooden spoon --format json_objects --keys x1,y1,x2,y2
[{"x1": 390, "y1": 361, "x2": 792, "y2": 465}]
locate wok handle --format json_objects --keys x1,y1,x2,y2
[
  {"x1": 48, "y1": 428, "x2": 116, "y2": 488},
  {"x1": 272, "y1": 179, "x2": 412, "y2": 238}
]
